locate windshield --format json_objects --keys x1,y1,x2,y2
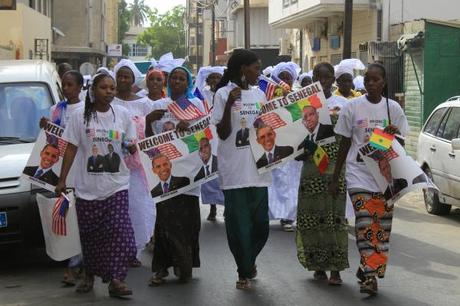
[{"x1": 0, "y1": 82, "x2": 53, "y2": 144}]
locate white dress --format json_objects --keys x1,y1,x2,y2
[{"x1": 112, "y1": 97, "x2": 156, "y2": 256}]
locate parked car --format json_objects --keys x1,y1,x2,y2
[
  {"x1": 417, "y1": 96, "x2": 460, "y2": 215},
  {"x1": 0, "y1": 60, "x2": 62, "y2": 246}
]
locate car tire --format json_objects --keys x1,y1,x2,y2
[{"x1": 423, "y1": 167, "x2": 451, "y2": 215}]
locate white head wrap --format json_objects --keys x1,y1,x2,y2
[
  {"x1": 271, "y1": 62, "x2": 300, "y2": 81},
  {"x1": 156, "y1": 52, "x2": 186, "y2": 73},
  {"x1": 149, "y1": 58, "x2": 158, "y2": 70},
  {"x1": 96, "y1": 67, "x2": 114, "y2": 79},
  {"x1": 262, "y1": 66, "x2": 274, "y2": 77},
  {"x1": 353, "y1": 75, "x2": 365, "y2": 90},
  {"x1": 113, "y1": 59, "x2": 143, "y2": 82},
  {"x1": 335, "y1": 58, "x2": 365, "y2": 79},
  {"x1": 88, "y1": 72, "x2": 115, "y2": 103},
  {"x1": 196, "y1": 66, "x2": 226, "y2": 92},
  {"x1": 298, "y1": 71, "x2": 313, "y2": 83}
]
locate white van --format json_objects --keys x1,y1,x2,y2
[{"x1": 0, "y1": 60, "x2": 62, "y2": 246}]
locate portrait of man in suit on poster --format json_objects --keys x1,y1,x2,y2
[
  {"x1": 23, "y1": 143, "x2": 60, "y2": 186},
  {"x1": 87, "y1": 144, "x2": 105, "y2": 173},
  {"x1": 104, "y1": 143, "x2": 121, "y2": 173},
  {"x1": 150, "y1": 154, "x2": 190, "y2": 198},
  {"x1": 235, "y1": 117, "x2": 250, "y2": 147},
  {"x1": 297, "y1": 105, "x2": 335, "y2": 151},
  {"x1": 194, "y1": 137, "x2": 218, "y2": 182},
  {"x1": 256, "y1": 125, "x2": 294, "y2": 168}
]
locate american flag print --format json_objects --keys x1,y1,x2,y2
[
  {"x1": 158, "y1": 143, "x2": 182, "y2": 160},
  {"x1": 168, "y1": 96, "x2": 205, "y2": 121},
  {"x1": 383, "y1": 147, "x2": 399, "y2": 161},
  {"x1": 260, "y1": 112, "x2": 287, "y2": 129},
  {"x1": 85, "y1": 128, "x2": 95, "y2": 138},
  {"x1": 271, "y1": 75, "x2": 291, "y2": 92},
  {"x1": 258, "y1": 77, "x2": 277, "y2": 101},
  {"x1": 357, "y1": 118, "x2": 369, "y2": 128},
  {"x1": 52, "y1": 194, "x2": 70, "y2": 236},
  {"x1": 57, "y1": 138, "x2": 67, "y2": 157}
]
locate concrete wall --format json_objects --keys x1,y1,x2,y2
[
  {"x1": 53, "y1": 0, "x2": 88, "y2": 48},
  {"x1": 0, "y1": 3, "x2": 51, "y2": 60}
]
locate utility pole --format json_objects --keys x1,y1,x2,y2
[
  {"x1": 244, "y1": 0, "x2": 250, "y2": 49},
  {"x1": 343, "y1": 0, "x2": 353, "y2": 59},
  {"x1": 211, "y1": 3, "x2": 216, "y2": 65}
]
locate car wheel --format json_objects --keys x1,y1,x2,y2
[{"x1": 423, "y1": 167, "x2": 451, "y2": 215}]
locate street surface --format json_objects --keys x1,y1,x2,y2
[{"x1": 1, "y1": 191, "x2": 460, "y2": 306}]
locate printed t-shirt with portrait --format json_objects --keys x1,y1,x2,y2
[
  {"x1": 148, "y1": 96, "x2": 206, "y2": 197},
  {"x1": 63, "y1": 105, "x2": 136, "y2": 200},
  {"x1": 211, "y1": 83, "x2": 272, "y2": 190},
  {"x1": 334, "y1": 95, "x2": 409, "y2": 192},
  {"x1": 50, "y1": 101, "x2": 84, "y2": 128}
]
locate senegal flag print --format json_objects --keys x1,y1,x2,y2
[{"x1": 182, "y1": 127, "x2": 213, "y2": 153}]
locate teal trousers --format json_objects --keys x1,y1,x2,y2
[{"x1": 223, "y1": 187, "x2": 269, "y2": 278}]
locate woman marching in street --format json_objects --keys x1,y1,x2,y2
[
  {"x1": 148, "y1": 66, "x2": 205, "y2": 286},
  {"x1": 56, "y1": 72, "x2": 137, "y2": 297},
  {"x1": 295, "y1": 62, "x2": 349, "y2": 285},
  {"x1": 112, "y1": 59, "x2": 156, "y2": 268},
  {"x1": 211, "y1": 49, "x2": 271, "y2": 290},
  {"x1": 195, "y1": 66, "x2": 226, "y2": 221},
  {"x1": 331, "y1": 63, "x2": 409, "y2": 295},
  {"x1": 144, "y1": 68, "x2": 168, "y2": 138},
  {"x1": 268, "y1": 61, "x2": 303, "y2": 232}
]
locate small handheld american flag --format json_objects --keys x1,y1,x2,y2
[
  {"x1": 258, "y1": 76, "x2": 277, "y2": 101},
  {"x1": 271, "y1": 75, "x2": 291, "y2": 92},
  {"x1": 52, "y1": 193, "x2": 70, "y2": 236},
  {"x1": 168, "y1": 96, "x2": 205, "y2": 121}
]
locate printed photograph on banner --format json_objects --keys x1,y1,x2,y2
[
  {"x1": 248, "y1": 82, "x2": 334, "y2": 173},
  {"x1": 138, "y1": 116, "x2": 219, "y2": 203},
  {"x1": 22, "y1": 122, "x2": 67, "y2": 192},
  {"x1": 359, "y1": 129, "x2": 438, "y2": 205}
]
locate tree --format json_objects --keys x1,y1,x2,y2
[
  {"x1": 118, "y1": 0, "x2": 131, "y2": 56},
  {"x1": 137, "y1": 6, "x2": 186, "y2": 59},
  {"x1": 129, "y1": 0, "x2": 150, "y2": 27}
]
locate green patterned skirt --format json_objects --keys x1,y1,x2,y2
[{"x1": 295, "y1": 142, "x2": 349, "y2": 272}]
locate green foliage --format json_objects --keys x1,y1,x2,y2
[
  {"x1": 118, "y1": 0, "x2": 131, "y2": 56},
  {"x1": 137, "y1": 5, "x2": 186, "y2": 59},
  {"x1": 129, "y1": 0, "x2": 150, "y2": 27}
]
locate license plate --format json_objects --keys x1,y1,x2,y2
[{"x1": 0, "y1": 212, "x2": 7, "y2": 228}]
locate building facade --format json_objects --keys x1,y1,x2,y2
[
  {"x1": 123, "y1": 25, "x2": 151, "y2": 62},
  {"x1": 52, "y1": 0, "x2": 119, "y2": 70},
  {"x1": 185, "y1": 0, "x2": 204, "y2": 73},
  {"x1": 0, "y1": 1, "x2": 52, "y2": 60}
]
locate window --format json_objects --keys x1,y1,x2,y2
[
  {"x1": 283, "y1": 0, "x2": 290, "y2": 7},
  {"x1": 128, "y1": 44, "x2": 148, "y2": 57},
  {"x1": 440, "y1": 107, "x2": 460, "y2": 141},
  {"x1": 435, "y1": 108, "x2": 451, "y2": 138},
  {"x1": 424, "y1": 108, "x2": 447, "y2": 135}
]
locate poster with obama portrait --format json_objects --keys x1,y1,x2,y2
[
  {"x1": 138, "y1": 116, "x2": 219, "y2": 203},
  {"x1": 22, "y1": 122, "x2": 68, "y2": 192},
  {"x1": 248, "y1": 82, "x2": 334, "y2": 174}
]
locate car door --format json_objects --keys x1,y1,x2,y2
[
  {"x1": 420, "y1": 107, "x2": 449, "y2": 191},
  {"x1": 436, "y1": 107, "x2": 460, "y2": 199}
]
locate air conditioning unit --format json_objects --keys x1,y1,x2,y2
[{"x1": 279, "y1": 37, "x2": 291, "y2": 56}]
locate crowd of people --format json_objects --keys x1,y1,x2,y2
[{"x1": 43, "y1": 48, "x2": 408, "y2": 298}]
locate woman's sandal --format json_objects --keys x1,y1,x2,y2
[
  {"x1": 328, "y1": 272, "x2": 343, "y2": 286},
  {"x1": 148, "y1": 270, "x2": 169, "y2": 287},
  {"x1": 236, "y1": 278, "x2": 251, "y2": 290},
  {"x1": 62, "y1": 270, "x2": 76, "y2": 287},
  {"x1": 313, "y1": 271, "x2": 328, "y2": 280},
  {"x1": 360, "y1": 276, "x2": 378, "y2": 296},
  {"x1": 75, "y1": 275, "x2": 94, "y2": 294},
  {"x1": 108, "y1": 280, "x2": 133, "y2": 297}
]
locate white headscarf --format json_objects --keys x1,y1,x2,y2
[
  {"x1": 298, "y1": 71, "x2": 313, "y2": 83},
  {"x1": 196, "y1": 66, "x2": 226, "y2": 92},
  {"x1": 149, "y1": 58, "x2": 158, "y2": 70},
  {"x1": 96, "y1": 67, "x2": 114, "y2": 79},
  {"x1": 353, "y1": 75, "x2": 365, "y2": 90},
  {"x1": 156, "y1": 52, "x2": 185, "y2": 73},
  {"x1": 335, "y1": 58, "x2": 365, "y2": 79},
  {"x1": 262, "y1": 66, "x2": 274, "y2": 77},
  {"x1": 113, "y1": 59, "x2": 143, "y2": 82},
  {"x1": 271, "y1": 62, "x2": 300, "y2": 81}
]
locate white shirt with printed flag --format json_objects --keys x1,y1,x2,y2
[
  {"x1": 211, "y1": 83, "x2": 272, "y2": 189},
  {"x1": 334, "y1": 95, "x2": 409, "y2": 192},
  {"x1": 63, "y1": 105, "x2": 136, "y2": 200}
]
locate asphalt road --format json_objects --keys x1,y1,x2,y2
[{"x1": 1, "y1": 191, "x2": 460, "y2": 306}]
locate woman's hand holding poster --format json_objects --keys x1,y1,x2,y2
[
  {"x1": 359, "y1": 128, "x2": 438, "y2": 205},
  {"x1": 22, "y1": 122, "x2": 67, "y2": 192},
  {"x1": 138, "y1": 116, "x2": 218, "y2": 203},
  {"x1": 248, "y1": 82, "x2": 334, "y2": 174}
]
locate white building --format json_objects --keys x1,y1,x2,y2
[{"x1": 123, "y1": 26, "x2": 151, "y2": 62}]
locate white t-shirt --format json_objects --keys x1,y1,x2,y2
[
  {"x1": 63, "y1": 105, "x2": 136, "y2": 200},
  {"x1": 112, "y1": 96, "x2": 152, "y2": 118},
  {"x1": 148, "y1": 96, "x2": 205, "y2": 197},
  {"x1": 327, "y1": 95, "x2": 348, "y2": 112},
  {"x1": 50, "y1": 101, "x2": 84, "y2": 128},
  {"x1": 334, "y1": 95, "x2": 409, "y2": 192},
  {"x1": 211, "y1": 83, "x2": 272, "y2": 190},
  {"x1": 202, "y1": 87, "x2": 216, "y2": 111}
]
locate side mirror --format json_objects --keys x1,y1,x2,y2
[{"x1": 452, "y1": 138, "x2": 460, "y2": 151}]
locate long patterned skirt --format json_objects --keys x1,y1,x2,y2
[
  {"x1": 75, "y1": 190, "x2": 136, "y2": 283},
  {"x1": 349, "y1": 189, "x2": 394, "y2": 278},
  {"x1": 296, "y1": 143, "x2": 349, "y2": 272}
]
